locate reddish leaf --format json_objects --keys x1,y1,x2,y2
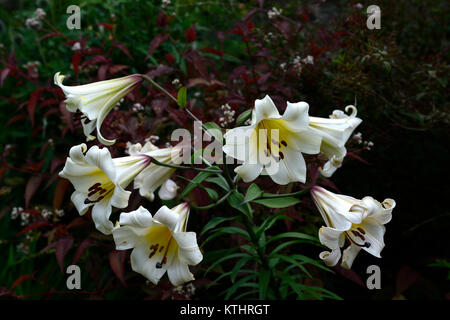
[
  {"x1": 10, "y1": 275, "x2": 32, "y2": 291},
  {"x1": 59, "y1": 101, "x2": 74, "y2": 131},
  {"x1": 113, "y1": 42, "x2": 133, "y2": 59},
  {"x1": 25, "y1": 176, "x2": 43, "y2": 208},
  {"x1": 184, "y1": 49, "x2": 208, "y2": 79},
  {"x1": 17, "y1": 221, "x2": 50, "y2": 236},
  {"x1": 165, "y1": 53, "x2": 175, "y2": 64},
  {"x1": 53, "y1": 178, "x2": 70, "y2": 209},
  {"x1": 201, "y1": 47, "x2": 223, "y2": 57},
  {"x1": 56, "y1": 238, "x2": 74, "y2": 273},
  {"x1": 98, "y1": 22, "x2": 113, "y2": 30},
  {"x1": 72, "y1": 51, "x2": 83, "y2": 76},
  {"x1": 73, "y1": 239, "x2": 96, "y2": 264},
  {"x1": 396, "y1": 266, "x2": 420, "y2": 294},
  {"x1": 185, "y1": 25, "x2": 196, "y2": 42},
  {"x1": 27, "y1": 89, "x2": 42, "y2": 127},
  {"x1": 347, "y1": 152, "x2": 371, "y2": 165},
  {"x1": 109, "y1": 65, "x2": 129, "y2": 74},
  {"x1": 146, "y1": 34, "x2": 169, "y2": 60},
  {"x1": 0, "y1": 68, "x2": 10, "y2": 86},
  {"x1": 7, "y1": 114, "x2": 27, "y2": 125},
  {"x1": 38, "y1": 32, "x2": 61, "y2": 42},
  {"x1": 335, "y1": 265, "x2": 365, "y2": 287},
  {"x1": 98, "y1": 64, "x2": 109, "y2": 80},
  {"x1": 156, "y1": 10, "x2": 168, "y2": 27},
  {"x1": 109, "y1": 250, "x2": 127, "y2": 286}
]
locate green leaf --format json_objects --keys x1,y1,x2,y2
[
  {"x1": 224, "y1": 274, "x2": 258, "y2": 300},
  {"x1": 244, "y1": 183, "x2": 262, "y2": 203},
  {"x1": 204, "y1": 187, "x2": 219, "y2": 201},
  {"x1": 205, "y1": 176, "x2": 230, "y2": 191},
  {"x1": 259, "y1": 269, "x2": 271, "y2": 299},
  {"x1": 205, "y1": 252, "x2": 250, "y2": 275},
  {"x1": 201, "y1": 216, "x2": 236, "y2": 236},
  {"x1": 256, "y1": 211, "x2": 291, "y2": 239},
  {"x1": 214, "y1": 226, "x2": 250, "y2": 240},
  {"x1": 275, "y1": 254, "x2": 313, "y2": 278},
  {"x1": 228, "y1": 189, "x2": 252, "y2": 218},
  {"x1": 252, "y1": 197, "x2": 300, "y2": 208},
  {"x1": 270, "y1": 240, "x2": 308, "y2": 256},
  {"x1": 203, "y1": 122, "x2": 223, "y2": 142},
  {"x1": 177, "y1": 86, "x2": 187, "y2": 108},
  {"x1": 231, "y1": 256, "x2": 253, "y2": 283},
  {"x1": 266, "y1": 232, "x2": 319, "y2": 247},
  {"x1": 236, "y1": 109, "x2": 252, "y2": 126},
  {"x1": 179, "y1": 171, "x2": 213, "y2": 198},
  {"x1": 290, "y1": 254, "x2": 334, "y2": 273}
]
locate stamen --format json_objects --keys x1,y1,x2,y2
[
  {"x1": 279, "y1": 152, "x2": 284, "y2": 160},
  {"x1": 149, "y1": 244, "x2": 159, "y2": 259},
  {"x1": 156, "y1": 235, "x2": 173, "y2": 269},
  {"x1": 88, "y1": 183, "x2": 101, "y2": 191},
  {"x1": 357, "y1": 227, "x2": 366, "y2": 234},
  {"x1": 281, "y1": 140, "x2": 288, "y2": 147}
]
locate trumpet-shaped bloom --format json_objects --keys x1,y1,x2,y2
[
  {"x1": 59, "y1": 143, "x2": 151, "y2": 234},
  {"x1": 223, "y1": 95, "x2": 322, "y2": 185},
  {"x1": 127, "y1": 141, "x2": 181, "y2": 201},
  {"x1": 112, "y1": 203, "x2": 203, "y2": 286},
  {"x1": 309, "y1": 106, "x2": 362, "y2": 177},
  {"x1": 54, "y1": 72, "x2": 143, "y2": 145},
  {"x1": 311, "y1": 186, "x2": 395, "y2": 269}
]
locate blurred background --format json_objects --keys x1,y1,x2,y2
[{"x1": 0, "y1": 0, "x2": 448, "y2": 300}]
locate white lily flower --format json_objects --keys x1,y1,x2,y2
[
  {"x1": 59, "y1": 143, "x2": 152, "y2": 234},
  {"x1": 54, "y1": 72, "x2": 143, "y2": 145},
  {"x1": 112, "y1": 203, "x2": 203, "y2": 286},
  {"x1": 128, "y1": 141, "x2": 182, "y2": 201},
  {"x1": 223, "y1": 95, "x2": 322, "y2": 184},
  {"x1": 309, "y1": 105, "x2": 362, "y2": 177},
  {"x1": 311, "y1": 186, "x2": 395, "y2": 269}
]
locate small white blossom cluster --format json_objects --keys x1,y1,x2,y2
[
  {"x1": 292, "y1": 55, "x2": 314, "y2": 75},
  {"x1": 35, "y1": 8, "x2": 46, "y2": 19},
  {"x1": 173, "y1": 282, "x2": 196, "y2": 298},
  {"x1": 219, "y1": 104, "x2": 235, "y2": 127},
  {"x1": 11, "y1": 207, "x2": 31, "y2": 226},
  {"x1": 41, "y1": 208, "x2": 53, "y2": 220},
  {"x1": 171, "y1": 78, "x2": 180, "y2": 86},
  {"x1": 267, "y1": 7, "x2": 283, "y2": 19},
  {"x1": 264, "y1": 32, "x2": 275, "y2": 42},
  {"x1": 11, "y1": 207, "x2": 24, "y2": 220},
  {"x1": 16, "y1": 242, "x2": 30, "y2": 255},
  {"x1": 22, "y1": 61, "x2": 41, "y2": 71},
  {"x1": 162, "y1": 0, "x2": 171, "y2": 9},
  {"x1": 25, "y1": 8, "x2": 47, "y2": 29},
  {"x1": 71, "y1": 42, "x2": 82, "y2": 51},
  {"x1": 352, "y1": 132, "x2": 374, "y2": 150},
  {"x1": 132, "y1": 103, "x2": 145, "y2": 112}
]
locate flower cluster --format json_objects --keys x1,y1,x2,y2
[
  {"x1": 267, "y1": 7, "x2": 283, "y2": 19},
  {"x1": 218, "y1": 103, "x2": 235, "y2": 127},
  {"x1": 55, "y1": 70, "x2": 395, "y2": 288}
]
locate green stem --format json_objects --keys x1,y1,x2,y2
[
  {"x1": 191, "y1": 189, "x2": 233, "y2": 210},
  {"x1": 258, "y1": 189, "x2": 310, "y2": 199},
  {"x1": 141, "y1": 74, "x2": 212, "y2": 137},
  {"x1": 150, "y1": 157, "x2": 221, "y2": 173},
  {"x1": 240, "y1": 211, "x2": 282, "y2": 300}
]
